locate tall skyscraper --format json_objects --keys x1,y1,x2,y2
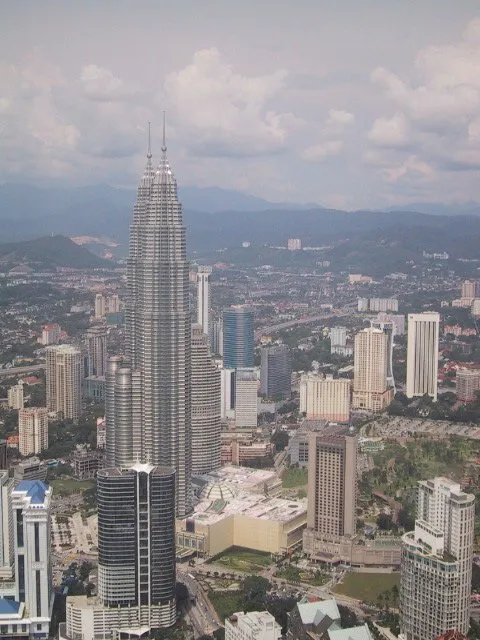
[
  {"x1": 97, "y1": 464, "x2": 176, "y2": 626},
  {"x1": 235, "y1": 368, "x2": 258, "y2": 428},
  {"x1": 223, "y1": 306, "x2": 254, "y2": 369},
  {"x1": 400, "y1": 477, "x2": 474, "y2": 640},
  {"x1": 330, "y1": 326, "x2": 347, "y2": 352},
  {"x1": 306, "y1": 430, "x2": 357, "y2": 538},
  {"x1": 260, "y1": 344, "x2": 292, "y2": 399},
  {"x1": 191, "y1": 324, "x2": 221, "y2": 475},
  {"x1": 352, "y1": 327, "x2": 392, "y2": 412},
  {"x1": 46, "y1": 345, "x2": 82, "y2": 421},
  {"x1": 197, "y1": 266, "x2": 212, "y2": 336},
  {"x1": 0, "y1": 471, "x2": 13, "y2": 580},
  {"x1": 18, "y1": 407, "x2": 49, "y2": 457},
  {"x1": 406, "y1": 312, "x2": 440, "y2": 401},
  {"x1": 370, "y1": 318, "x2": 396, "y2": 393},
  {"x1": 108, "y1": 124, "x2": 191, "y2": 517},
  {"x1": 85, "y1": 326, "x2": 108, "y2": 377}
]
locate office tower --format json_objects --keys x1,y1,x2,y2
[
  {"x1": 299, "y1": 373, "x2": 350, "y2": 422},
  {"x1": 108, "y1": 127, "x2": 191, "y2": 518},
  {"x1": 210, "y1": 318, "x2": 224, "y2": 356},
  {"x1": 197, "y1": 266, "x2": 212, "y2": 335},
  {"x1": 7, "y1": 381, "x2": 24, "y2": 410},
  {"x1": 456, "y1": 368, "x2": 480, "y2": 402},
  {"x1": 400, "y1": 478, "x2": 474, "y2": 640},
  {"x1": 260, "y1": 344, "x2": 292, "y2": 399},
  {"x1": 46, "y1": 345, "x2": 82, "y2": 421},
  {"x1": 220, "y1": 367, "x2": 236, "y2": 420},
  {"x1": 106, "y1": 294, "x2": 121, "y2": 314},
  {"x1": 235, "y1": 368, "x2": 258, "y2": 428},
  {"x1": 0, "y1": 471, "x2": 13, "y2": 579},
  {"x1": 352, "y1": 327, "x2": 392, "y2": 412},
  {"x1": 330, "y1": 326, "x2": 347, "y2": 353},
  {"x1": 191, "y1": 324, "x2": 221, "y2": 475},
  {"x1": 370, "y1": 318, "x2": 396, "y2": 394},
  {"x1": 94, "y1": 293, "x2": 105, "y2": 320},
  {"x1": 18, "y1": 407, "x2": 49, "y2": 457},
  {"x1": 461, "y1": 279, "x2": 477, "y2": 299},
  {"x1": 11, "y1": 480, "x2": 52, "y2": 636},
  {"x1": 226, "y1": 611, "x2": 282, "y2": 640},
  {"x1": 0, "y1": 440, "x2": 7, "y2": 470},
  {"x1": 223, "y1": 306, "x2": 254, "y2": 369},
  {"x1": 406, "y1": 312, "x2": 440, "y2": 401},
  {"x1": 97, "y1": 464, "x2": 176, "y2": 626},
  {"x1": 307, "y1": 430, "x2": 357, "y2": 538},
  {"x1": 85, "y1": 326, "x2": 108, "y2": 377}
]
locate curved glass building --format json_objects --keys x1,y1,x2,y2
[{"x1": 222, "y1": 306, "x2": 254, "y2": 369}]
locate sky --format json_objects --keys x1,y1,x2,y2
[{"x1": 2, "y1": 0, "x2": 480, "y2": 209}]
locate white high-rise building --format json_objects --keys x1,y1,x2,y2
[
  {"x1": 19, "y1": 407, "x2": 49, "y2": 457},
  {"x1": 197, "y1": 266, "x2": 212, "y2": 336},
  {"x1": 225, "y1": 611, "x2": 281, "y2": 640},
  {"x1": 0, "y1": 470, "x2": 14, "y2": 580},
  {"x1": 0, "y1": 480, "x2": 54, "y2": 637},
  {"x1": 330, "y1": 326, "x2": 347, "y2": 351},
  {"x1": 8, "y1": 381, "x2": 24, "y2": 410},
  {"x1": 400, "y1": 477, "x2": 474, "y2": 640},
  {"x1": 406, "y1": 312, "x2": 440, "y2": 401},
  {"x1": 94, "y1": 293, "x2": 105, "y2": 320},
  {"x1": 352, "y1": 328, "x2": 392, "y2": 412},
  {"x1": 235, "y1": 368, "x2": 258, "y2": 428},
  {"x1": 299, "y1": 373, "x2": 351, "y2": 422},
  {"x1": 46, "y1": 345, "x2": 83, "y2": 421}
]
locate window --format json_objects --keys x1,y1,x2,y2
[{"x1": 34, "y1": 522, "x2": 40, "y2": 562}]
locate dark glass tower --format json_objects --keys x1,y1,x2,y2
[
  {"x1": 97, "y1": 464, "x2": 176, "y2": 626},
  {"x1": 107, "y1": 127, "x2": 192, "y2": 517},
  {"x1": 222, "y1": 306, "x2": 254, "y2": 369}
]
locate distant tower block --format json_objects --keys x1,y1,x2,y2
[{"x1": 197, "y1": 266, "x2": 212, "y2": 336}]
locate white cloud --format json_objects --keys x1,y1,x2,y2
[
  {"x1": 368, "y1": 113, "x2": 409, "y2": 148},
  {"x1": 80, "y1": 64, "x2": 139, "y2": 102},
  {"x1": 301, "y1": 140, "x2": 343, "y2": 162},
  {"x1": 325, "y1": 109, "x2": 355, "y2": 134},
  {"x1": 385, "y1": 155, "x2": 436, "y2": 183},
  {"x1": 163, "y1": 48, "x2": 292, "y2": 157}
]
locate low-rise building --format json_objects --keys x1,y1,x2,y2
[
  {"x1": 226, "y1": 611, "x2": 282, "y2": 640},
  {"x1": 72, "y1": 449, "x2": 101, "y2": 479}
]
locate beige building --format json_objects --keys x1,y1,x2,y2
[
  {"x1": 18, "y1": 407, "x2": 49, "y2": 457},
  {"x1": 406, "y1": 312, "x2": 439, "y2": 401},
  {"x1": 300, "y1": 374, "x2": 350, "y2": 422},
  {"x1": 307, "y1": 431, "x2": 357, "y2": 538},
  {"x1": 46, "y1": 345, "x2": 82, "y2": 421},
  {"x1": 302, "y1": 530, "x2": 401, "y2": 567},
  {"x1": 235, "y1": 368, "x2": 258, "y2": 428},
  {"x1": 352, "y1": 327, "x2": 392, "y2": 412},
  {"x1": 7, "y1": 381, "x2": 24, "y2": 410},
  {"x1": 456, "y1": 368, "x2": 480, "y2": 402},
  {"x1": 462, "y1": 279, "x2": 478, "y2": 299}
]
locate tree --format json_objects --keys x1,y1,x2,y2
[
  {"x1": 243, "y1": 575, "x2": 270, "y2": 610},
  {"x1": 376, "y1": 513, "x2": 393, "y2": 531},
  {"x1": 271, "y1": 430, "x2": 289, "y2": 452}
]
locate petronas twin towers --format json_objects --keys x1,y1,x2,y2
[{"x1": 106, "y1": 126, "x2": 192, "y2": 517}]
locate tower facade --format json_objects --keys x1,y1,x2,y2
[
  {"x1": 110, "y1": 131, "x2": 192, "y2": 517},
  {"x1": 400, "y1": 477, "x2": 474, "y2": 640},
  {"x1": 352, "y1": 328, "x2": 392, "y2": 412},
  {"x1": 260, "y1": 344, "x2": 292, "y2": 400},
  {"x1": 406, "y1": 312, "x2": 440, "y2": 401},
  {"x1": 85, "y1": 325, "x2": 108, "y2": 377},
  {"x1": 197, "y1": 266, "x2": 212, "y2": 336},
  {"x1": 97, "y1": 464, "x2": 176, "y2": 627},
  {"x1": 191, "y1": 324, "x2": 221, "y2": 475},
  {"x1": 19, "y1": 407, "x2": 49, "y2": 457},
  {"x1": 46, "y1": 345, "x2": 82, "y2": 421},
  {"x1": 307, "y1": 431, "x2": 357, "y2": 538},
  {"x1": 223, "y1": 306, "x2": 254, "y2": 369},
  {"x1": 299, "y1": 373, "x2": 351, "y2": 422},
  {"x1": 235, "y1": 368, "x2": 258, "y2": 428}
]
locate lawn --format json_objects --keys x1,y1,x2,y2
[
  {"x1": 333, "y1": 572, "x2": 400, "y2": 603},
  {"x1": 208, "y1": 590, "x2": 244, "y2": 620},
  {"x1": 50, "y1": 479, "x2": 95, "y2": 495},
  {"x1": 282, "y1": 467, "x2": 308, "y2": 488},
  {"x1": 211, "y1": 547, "x2": 273, "y2": 573},
  {"x1": 275, "y1": 564, "x2": 329, "y2": 586}
]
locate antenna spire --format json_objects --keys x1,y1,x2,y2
[
  {"x1": 162, "y1": 111, "x2": 167, "y2": 155},
  {"x1": 147, "y1": 121, "x2": 152, "y2": 160}
]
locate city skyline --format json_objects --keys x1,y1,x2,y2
[{"x1": 2, "y1": 2, "x2": 480, "y2": 208}]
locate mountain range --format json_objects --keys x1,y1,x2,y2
[{"x1": 1, "y1": 184, "x2": 480, "y2": 271}]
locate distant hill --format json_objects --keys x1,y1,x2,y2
[{"x1": 0, "y1": 235, "x2": 111, "y2": 271}]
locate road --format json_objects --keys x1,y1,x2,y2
[
  {"x1": 254, "y1": 312, "x2": 348, "y2": 340},
  {"x1": 177, "y1": 567, "x2": 220, "y2": 639},
  {"x1": 0, "y1": 363, "x2": 45, "y2": 377}
]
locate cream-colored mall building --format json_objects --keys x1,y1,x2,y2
[{"x1": 176, "y1": 466, "x2": 307, "y2": 557}]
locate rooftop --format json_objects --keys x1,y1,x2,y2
[
  {"x1": 297, "y1": 598, "x2": 341, "y2": 627},
  {"x1": 328, "y1": 624, "x2": 373, "y2": 640},
  {"x1": 14, "y1": 480, "x2": 49, "y2": 504}
]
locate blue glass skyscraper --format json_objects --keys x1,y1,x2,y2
[{"x1": 222, "y1": 306, "x2": 254, "y2": 369}]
